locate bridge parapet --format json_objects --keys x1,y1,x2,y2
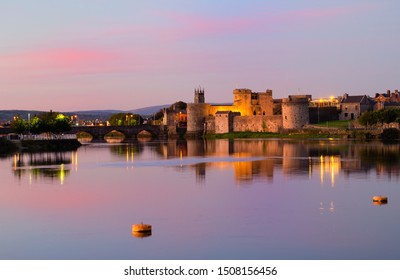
[{"x1": 0, "y1": 125, "x2": 169, "y2": 141}]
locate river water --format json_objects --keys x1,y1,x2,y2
[{"x1": 1, "y1": 139, "x2": 399, "y2": 260}]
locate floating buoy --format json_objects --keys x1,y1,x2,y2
[
  {"x1": 132, "y1": 223, "x2": 152, "y2": 233},
  {"x1": 373, "y1": 196, "x2": 388, "y2": 205}
]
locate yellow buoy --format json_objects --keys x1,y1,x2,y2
[
  {"x1": 372, "y1": 196, "x2": 388, "y2": 205},
  {"x1": 132, "y1": 223, "x2": 152, "y2": 233}
]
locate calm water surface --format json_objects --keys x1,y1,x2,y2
[{"x1": 1, "y1": 139, "x2": 400, "y2": 260}]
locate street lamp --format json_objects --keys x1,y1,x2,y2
[{"x1": 28, "y1": 113, "x2": 30, "y2": 134}]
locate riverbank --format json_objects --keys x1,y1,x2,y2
[
  {"x1": 0, "y1": 138, "x2": 19, "y2": 155},
  {"x1": 204, "y1": 128, "x2": 400, "y2": 141},
  {"x1": 20, "y1": 139, "x2": 82, "y2": 151},
  {"x1": 0, "y1": 137, "x2": 81, "y2": 154}
]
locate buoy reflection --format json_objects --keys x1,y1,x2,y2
[{"x1": 132, "y1": 231, "x2": 152, "y2": 238}]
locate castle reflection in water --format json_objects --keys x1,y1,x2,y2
[
  {"x1": 163, "y1": 139, "x2": 400, "y2": 184},
  {"x1": 9, "y1": 139, "x2": 400, "y2": 185}
]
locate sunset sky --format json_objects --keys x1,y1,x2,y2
[{"x1": 1, "y1": 0, "x2": 399, "y2": 111}]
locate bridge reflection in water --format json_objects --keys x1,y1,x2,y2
[{"x1": 12, "y1": 151, "x2": 78, "y2": 185}]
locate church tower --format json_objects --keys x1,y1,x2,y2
[{"x1": 194, "y1": 87, "x2": 205, "y2": 104}]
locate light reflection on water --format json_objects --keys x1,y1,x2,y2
[{"x1": 1, "y1": 139, "x2": 400, "y2": 259}]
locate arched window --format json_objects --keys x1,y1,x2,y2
[
  {"x1": 263, "y1": 111, "x2": 265, "y2": 115},
  {"x1": 253, "y1": 110, "x2": 256, "y2": 115}
]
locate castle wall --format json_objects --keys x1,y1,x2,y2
[
  {"x1": 233, "y1": 115, "x2": 282, "y2": 133},
  {"x1": 215, "y1": 112, "x2": 240, "y2": 134},
  {"x1": 205, "y1": 116, "x2": 215, "y2": 133},
  {"x1": 187, "y1": 103, "x2": 210, "y2": 134}
]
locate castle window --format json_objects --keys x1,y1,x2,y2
[
  {"x1": 263, "y1": 111, "x2": 265, "y2": 115},
  {"x1": 253, "y1": 110, "x2": 256, "y2": 115}
]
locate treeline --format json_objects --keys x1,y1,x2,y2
[
  {"x1": 358, "y1": 108, "x2": 400, "y2": 126},
  {"x1": 108, "y1": 113, "x2": 142, "y2": 126},
  {"x1": 11, "y1": 111, "x2": 71, "y2": 134}
]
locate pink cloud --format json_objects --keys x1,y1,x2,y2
[
  {"x1": 0, "y1": 46, "x2": 157, "y2": 83},
  {"x1": 154, "y1": 3, "x2": 378, "y2": 40},
  {"x1": 1, "y1": 48, "x2": 118, "y2": 72}
]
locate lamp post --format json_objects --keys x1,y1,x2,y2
[{"x1": 28, "y1": 113, "x2": 30, "y2": 134}]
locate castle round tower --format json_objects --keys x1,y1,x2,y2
[{"x1": 282, "y1": 96, "x2": 310, "y2": 129}]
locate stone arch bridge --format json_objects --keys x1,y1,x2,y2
[{"x1": 70, "y1": 125, "x2": 168, "y2": 140}]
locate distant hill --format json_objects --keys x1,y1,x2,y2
[
  {"x1": 130, "y1": 105, "x2": 169, "y2": 116},
  {"x1": 68, "y1": 110, "x2": 125, "y2": 121},
  {"x1": 0, "y1": 110, "x2": 43, "y2": 122}
]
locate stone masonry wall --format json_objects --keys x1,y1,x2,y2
[
  {"x1": 282, "y1": 101, "x2": 309, "y2": 129},
  {"x1": 233, "y1": 115, "x2": 282, "y2": 133},
  {"x1": 187, "y1": 103, "x2": 210, "y2": 133}
]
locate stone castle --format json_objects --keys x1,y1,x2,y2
[{"x1": 186, "y1": 87, "x2": 310, "y2": 136}]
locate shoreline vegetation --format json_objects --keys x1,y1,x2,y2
[{"x1": 203, "y1": 120, "x2": 399, "y2": 140}]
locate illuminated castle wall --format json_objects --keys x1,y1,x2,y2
[{"x1": 187, "y1": 88, "x2": 310, "y2": 135}]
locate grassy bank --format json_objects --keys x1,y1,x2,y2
[
  {"x1": 205, "y1": 131, "x2": 343, "y2": 139},
  {"x1": 312, "y1": 120, "x2": 352, "y2": 129}
]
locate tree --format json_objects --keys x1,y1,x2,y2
[
  {"x1": 358, "y1": 111, "x2": 376, "y2": 126},
  {"x1": 108, "y1": 113, "x2": 142, "y2": 126},
  {"x1": 359, "y1": 108, "x2": 400, "y2": 127},
  {"x1": 381, "y1": 109, "x2": 399, "y2": 124},
  {"x1": 22, "y1": 111, "x2": 71, "y2": 134},
  {"x1": 10, "y1": 115, "x2": 27, "y2": 134}
]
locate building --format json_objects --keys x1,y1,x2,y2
[
  {"x1": 163, "y1": 103, "x2": 187, "y2": 127},
  {"x1": 309, "y1": 96, "x2": 340, "y2": 109},
  {"x1": 309, "y1": 96, "x2": 340, "y2": 123},
  {"x1": 339, "y1": 94, "x2": 374, "y2": 120},
  {"x1": 374, "y1": 90, "x2": 400, "y2": 110}
]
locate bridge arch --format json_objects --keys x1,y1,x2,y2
[
  {"x1": 75, "y1": 131, "x2": 94, "y2": 143},
  {"x1": 104, "y1": 130, "x2": 126, "y2": 143},
  {"x1": 136, "y1": 128, "x2": 157, "y2": 138}
]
